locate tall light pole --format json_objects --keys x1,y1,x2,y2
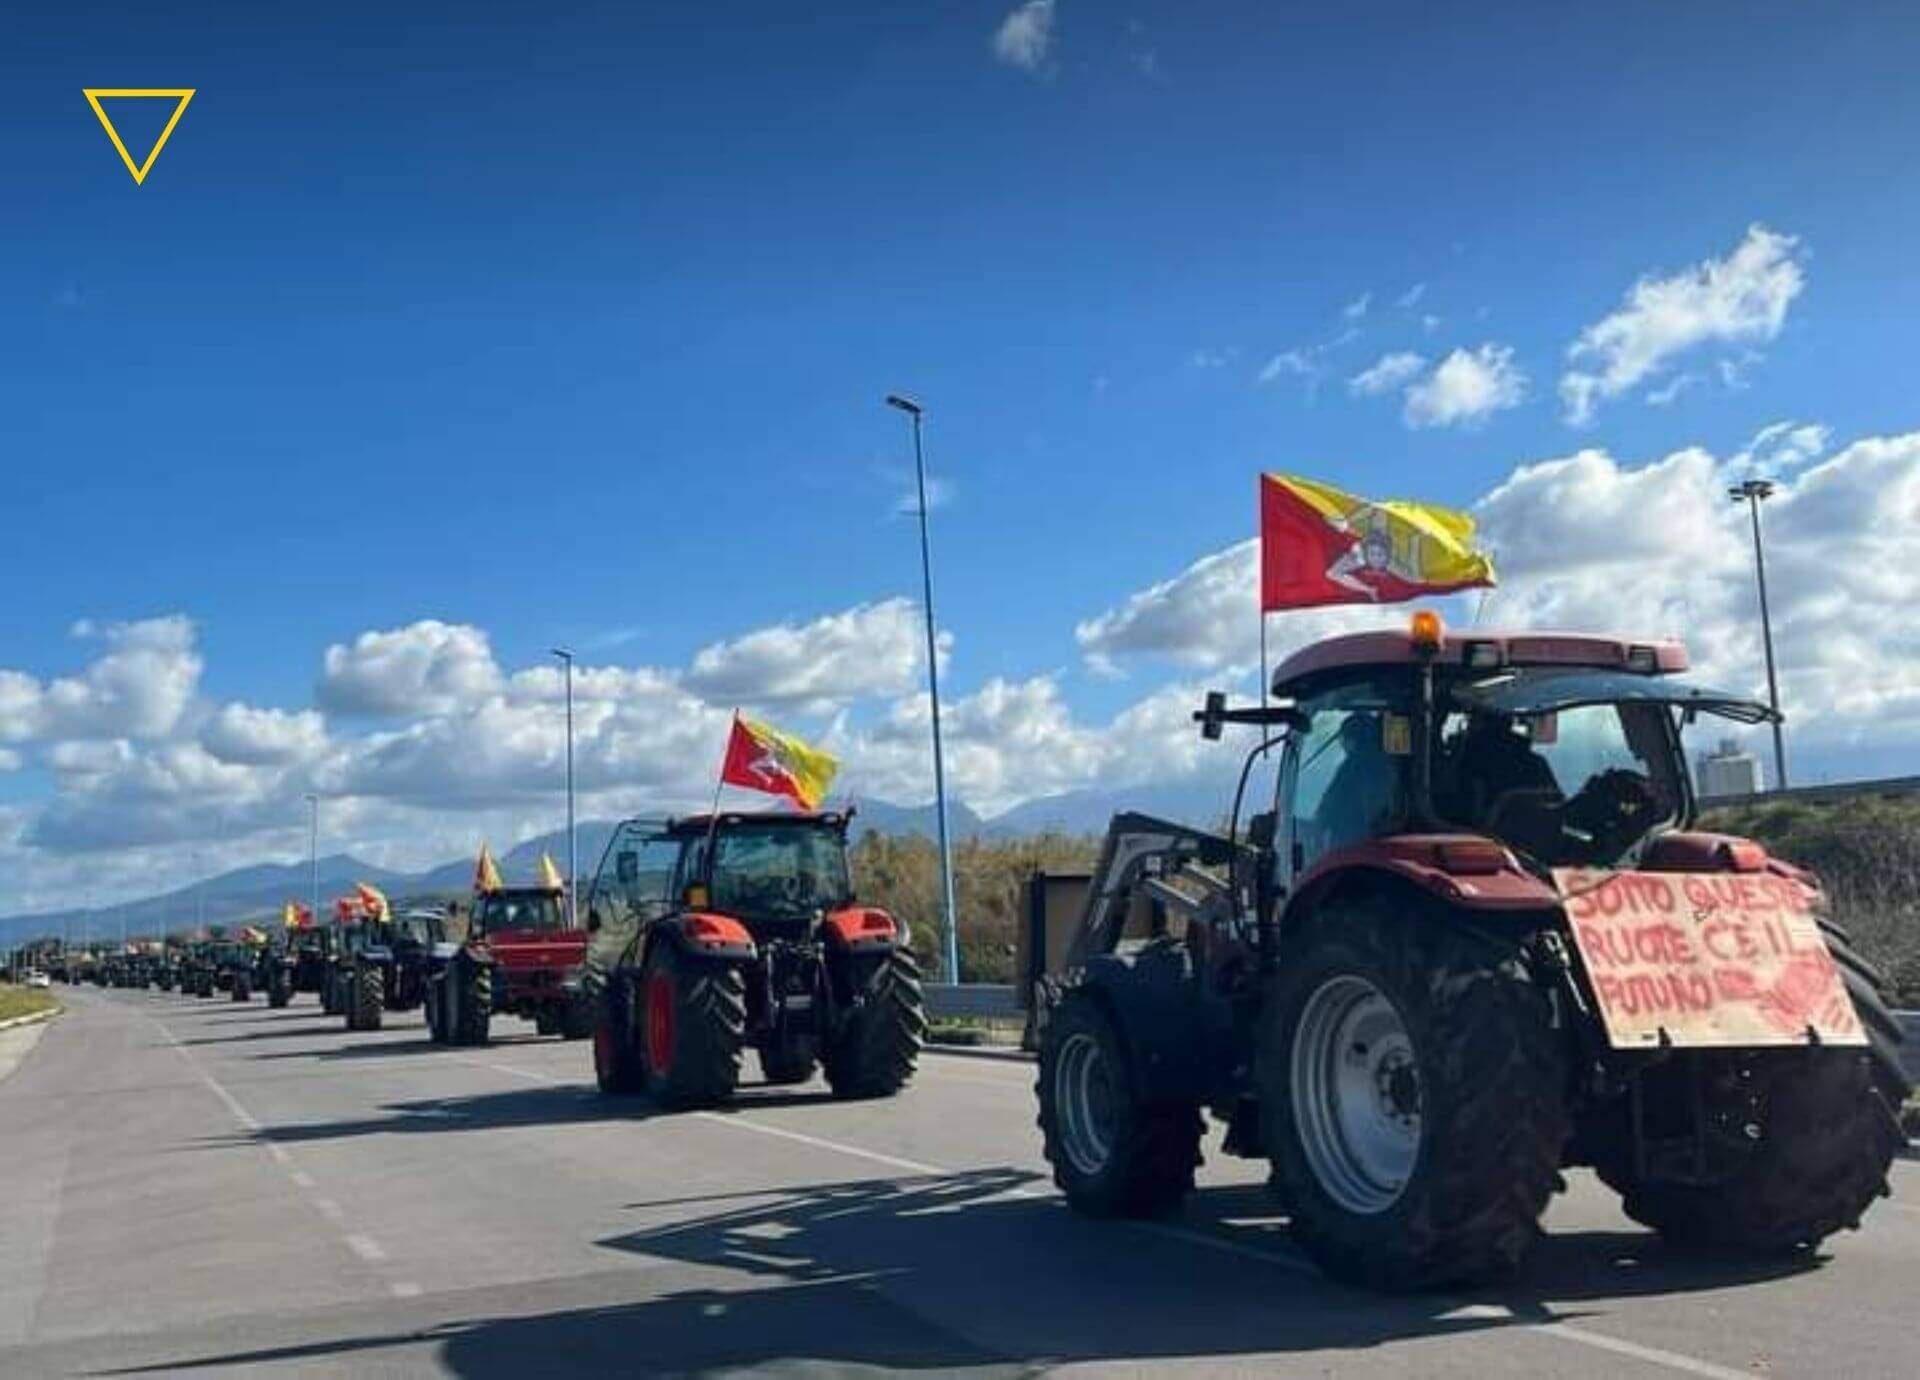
[
  {"x1": 1730, "y1": 478, "x2": 1788, "y2": 790},
  {"x1": 305, "y1": 793, "x2": 321, "y2": 929},
  {"x1": 885, "y1": 393, "x2": 961, "y2": 985},
  {"x1": 551, "y1": 647, "x2": 578, "y2": 928}
]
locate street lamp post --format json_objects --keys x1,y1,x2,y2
[
  {"x1": 1729, "y1": 478, "x2": 1788, "y2": 790},
  {"x1": 885, "y1": 393, "x2": 961, "y2": 985},
  {"x1": 305, "y1": 793, "x2": 321, "y2": 929},
  {"x1": 551, "y1": 647, "x2": 577, "y2": 929}
]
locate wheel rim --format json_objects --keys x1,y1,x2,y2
[
  {"x1": 1290, "y1": 973, "x2": 1421, "y2": 1214},
  {"x1": 1054, "y1": 1031, "x2": 1119, "y2": 1177},
  {"x1": 645, "y1": 972, "x2": 675, "y2": 1073}
]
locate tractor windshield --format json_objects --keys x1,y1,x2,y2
[
  {"x1": 475, "y1": 891, "x2": 567, "y2": 936},
  {"x1": 1433, "y1": 685, "x2": 1684, "y2": 867},
  {"x1": 708, "y1": 824, "x2": 852, "y2": 921}
]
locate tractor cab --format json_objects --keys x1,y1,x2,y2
[{"x1": 470, "y1": 888, "x2": 569, "y2": 942}]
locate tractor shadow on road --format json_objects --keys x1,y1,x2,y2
[
  {"x1": 202, "y1": 1083, "x2": 843, "y2": 1147},
  {"x1": 589, "y1": 1169, "x2": 1824, "y2": 1367}
]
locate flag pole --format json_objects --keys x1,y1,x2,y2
[
  {"x1": 1259, "y1": 608, "x2": 1269, "y2": 711},
  {"x1": 701, "y1": 712, "x2": 736, "y2": 882}
]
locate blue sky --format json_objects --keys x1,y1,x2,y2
[{"x1": 3, "y1": 2, "x2": 1919, "y2": 910}]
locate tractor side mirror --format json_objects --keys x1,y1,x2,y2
[
  {"x1": 1196, "y1": 690, "x2": 1227, "y2": 741},
  {"x1": 1247, "y1": 811, "x2": 1277, "y2": 853}
]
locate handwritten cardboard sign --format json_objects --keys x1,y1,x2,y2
[{"x1": 1554, "y1": 868, "x2": 1866, "y2": 1050}]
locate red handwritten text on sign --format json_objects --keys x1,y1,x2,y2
[{"x1": 1553, "y1": 868, "x2": 1865, "y2": 1049}]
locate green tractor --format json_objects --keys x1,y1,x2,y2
[{"x1": 326, "y1": 904, "x2": 444, "y2": 1032}]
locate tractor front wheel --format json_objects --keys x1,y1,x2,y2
[
  {"x1": 758, "y1": 1039, "x2": 818, "y2": 1086},
  {"x1": 450, "y1": 957, "x2": 492, "y2": 1047},
  {"x1": 1261, "y1": 896, "x2": 1569, "y2": 1290},
  {"x1": 231, "y1": 971, "x2": 252, "y2": 1002},
  {"x1": 823, "y1": 949, "x2": 926, "y2": 1100},
  {"x1": 1039, "y1": 985, "x2": 1201, "y2": 1217},
  {"x1": 594, "y1": 973, "x2": 648, "y2": 1095},
  {"x1": 349, "y1": 963, "x2": 384, "y2": 1032},
  {"x1": 639, "y1": 943, "x2": 745, "y2": 1109},
  {"x1": 267, "y1": 966, "x2": 291, "y2": 1008}
]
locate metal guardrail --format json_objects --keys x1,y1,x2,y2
[
  {"x1": 924, "y1": 983, "x2": 1022, "y2": 1021},
  {"x1": 1705, "y1": 775, "x2": 1920, "y2": 811}
]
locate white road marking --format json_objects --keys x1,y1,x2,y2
[
  {"x1": 314, "y1": 1196, "x2": 345, "y2": 1223},
  {"x1": 344, "y1": 1234, "x2": 388, "y2": 1263},
  {"x1": 692, "y1": 1112, "x2": 948, "y2": 1177},
  {"x1": 1531, "y1": 1321, "x2": 1758, "y2": 1380},
  {"x1": 390, "y1": 1281, "x2": 423, "y2": 1299},
  {"x1": 289, "y1": 1170, "x2": 316, "y2": 1190}
]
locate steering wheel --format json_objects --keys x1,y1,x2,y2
[{"x1": 1562, "y1": 769, "x2": 1659, "y2": 857}]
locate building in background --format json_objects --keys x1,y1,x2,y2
[{"x1": 1697, "y1": 738, "x2": 1764, "y2": 800}]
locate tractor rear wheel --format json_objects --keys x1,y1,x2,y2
[
  {"x1": 1261, "y1": 895, "x2": 1569, "y2": 1290},
  {"x1": 424, "y1": 979, "x2": 446, "y2": 1043},
  {"x1": 594, "y1": 973, "x2": 647, "y2": 1095},
  {"x1": 758, "y1": 1039, "x2": 818, "y2": 1086},
  {"x1": 350, "y1": 963, "x2": 384, "y2": 1032},
  {"x1": 231, "y1": 971, "x2": 251, "y2": 1002},
  {"x1": 268, "y1": 966, "x2": 291, "y2": 1008},
  {"x1": 639, "y1": 942, "x2": 745, "y2": 1109},
  {"x1": 1591, "y1": 925, "x2": 1907, "y2": 1254},
  {"x1": 823, "y1": 949, "x2": 926, "y2": 1099},
  {"x1": 1039, "y1": 985, "x2": 1202, "y2": 1216},
  {"x1": 451, "y1": 957, "x2": 492, "y2": 1047}
]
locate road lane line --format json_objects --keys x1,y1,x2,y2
[
  {"x1": 1530, "y1": 1321, "x2": 1757, "y2": 1380},
  {"x1": 691, "y1": 1112, "x2": 949, "y2": 1177},
  {"x1": 344, "y1": 1234, "x2": 388, "y2": 1263},
  {"x1": 314, "y1": 1196, "x2": 346, "y2": 1223},
  {"x1": 390, "y1": 1281, "x2": 423, "y2": 1299},
  {"x1": 289, "y1": 1170, "x2": 316, "y2": 1190}
]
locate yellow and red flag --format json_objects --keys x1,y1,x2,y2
[
  {"x1": 474, "y1": 843, "x2": 504, "y2": 894},
  {"x1": 720, "y1": 713, "x2": 839, "y2": 811},
  {"x1": 282, "y1": 901, "x2": 314, "y2": 930},
  {"x1": 536, "y1": 852, "x2": 566, "y2": 893},
  {"x1": 238, "y1": 926, "x2": 268, "y2": 946},
  {"x1": 1260, "y1": 473, "x2": 1495, "y2": 611},
  {"x1": 355, "y1": 882, "x2": 391, "y2": 923}
]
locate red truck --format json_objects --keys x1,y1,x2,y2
[{"x1": 427, "y1": 886, "x2": 593, "y2": 1046}]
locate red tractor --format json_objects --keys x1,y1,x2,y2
[
  {"x1": 427, "y1": 886, "x2": 592, "y2": 1046},
  {"x1": 1036, "y1": 614, "x2": 1909, "y2": 1289},
  {"x1": 585, "y1": 810, "x2": 925, "y2": 1108}
]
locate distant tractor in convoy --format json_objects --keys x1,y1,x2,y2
[
  {"x1": 428, "y1": 881, "x2": 590, "y2": 1047},
  {"x1": 586, "y1": 811, "x2": 926, "y2": 1108},
  {"x1": 326, "y1": 899, "x2": 442, "y2": 1032},
  {"x1": 1036, "y1": 615, "x2": 1910, "y2": 1290}
]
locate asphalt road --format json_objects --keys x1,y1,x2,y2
[{"x1": 2, "y1": 988, "x2": 1917, "y2": 1378}]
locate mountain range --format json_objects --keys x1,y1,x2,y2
[{"x1": 0, "y1": 778, "x2": 1240, "y2": 950}]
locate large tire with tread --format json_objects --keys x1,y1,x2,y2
[
  {"x1": 640, "y1": 942, "x2": 745, "y2": 1109},
  {"x1": 594, "y1": 972, "x2": 648, "y2": 1094},
  {"x1": 758, "y1": 1039, "x2": 818, "y2": 1086},
  {"x1": 424, "y1": 977, "x2": 447, "y2": 1044},
  {"x1": 1038, "y1": 984, "x2": 1203, "y2": 1217},
  {"x1": 268, "y1": 966, "x2": 292, "y2": 1009},
  {"x1": 559, "y1": 991, "x2": 595, "y2": 1041},
  {"x1": 824, "y1": 948, "x2": 926, "y2": 1099},
  {"x1": 1591, "y1": 921, "x2": 1908, "y2": 1254},
  {"x1": 451, "y1": 955, "x2": 492, "y2": 1047},
  {"x1": 1261, "y1": 894, "x2": 1570, "y2": 1290},
  {"x1": 349, "y1": 963, "x2": 384, "y2": 1032}
]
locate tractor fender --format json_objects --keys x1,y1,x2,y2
[
  {"x1": 1058, "y1": 942, "x2": 1206, "y2": 1109},
  {"x1": 645, "y1": 911, "x2": 758, "y2": 966},
  {"x1": 358, "y1": 945, "x2": 393, "y2": 964},
  {"x1": 820, "y1": 906, "x2": 901, "y2": 955},
  {"x1": 1282, "y1": 836, "x2": 1560, "y2": 939}
]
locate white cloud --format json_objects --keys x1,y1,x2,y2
[
  {"x1": 1342, "y1": 291, "x2": 1372, "y2": 321},
  {"x1": 200, "y1": 704, "x2": 329, "y2": 766},
  {"x1": 1189, "y1": 348, "x2": 1235, "y2": 370},
  {"x1": 0, "y1": 615, "x2": 201, "y2": 745},
  {"x1": 1745, "y1": 420, "x2": 1829, "y2": 472},
  {"x1": 1396, "y1": 283, "x2": 1426, "y2": 310},
  {"x1": 1257, "y1": 348, "x2": 1317, "y2": 385},
  {"x1": 683, "y1": 598, "x2": 941, "y2": 710},
  {"x1": 992, "y1": 0, "x2": 1055, "y2": 72},
  {"x1": 1348, "y1": 351, "x2": 1427, "y2": 397},
  {"x1": 0, "y1": 749, "x2": 19, "y2": 773},
  {"x1": 1643, "y1": 373, "x2": 1700, "y2": 407},
  {"x1": 1404, "y1": 343, "x2": 1527, "y2": 428},
  {"x1": 1560, "y1": 225, "x2": 1806, "y2": 425},
  {"x1": 317, "y1": 620, "x2": 503, "y2": 718}
]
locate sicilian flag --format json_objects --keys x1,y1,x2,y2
[
  {"x1": 474, "y1": 843, "x2": 504, "y2": 895},
  {"x1": 719, "y1": 713, "x2": 839, "y2": 811},
  {"x1": 1260, "y1": 473, "x2": 1496, "y2": 611},
  {"x1": 238, "y1": 926, "x2": 268, "y2": 946},
  {"x1": 355, "y1": 882, "x2": 391, "y2": 923},
  {"x1": 536, "y1": 852, "x2": 566, "y2": 893},
  {"x1": 281, "y1": 901, "x2": 314, "y2": 930}
]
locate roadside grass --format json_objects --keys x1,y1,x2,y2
[{"x1": 0, "y1": 987, "x2": 58, "y2": 1023}]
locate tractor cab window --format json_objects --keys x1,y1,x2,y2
[
  {"x1": 1285, "y1": 692, "x2": 1409, "y2": 876},
  {"x1": 589, "y1": 821, "x2": 680, "y2": 938},
  {"x1": 475, "y1": 891, "x2": 566, "y2": 935},
  {"x1": 708, "y1": 825, "x2": 852, "y2": 921},
  {"x1": 1434, "y1": 699, "x2": 1680, "y2": 865}
]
